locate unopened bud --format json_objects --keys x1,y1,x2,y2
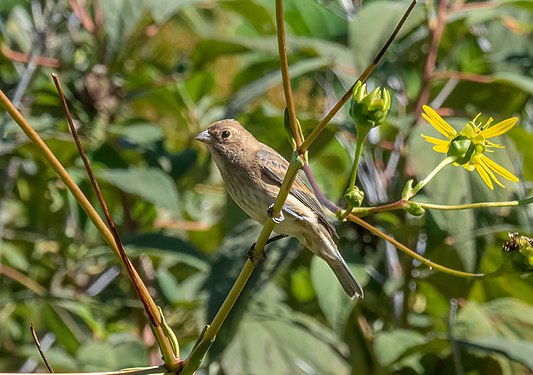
[
  {"x1": 403, "y1": 201, "x2": 425, "y2": 216},
  {"x1": 349, "y1": 81, "x2": 391, "y2": 128},
  {"x1": 344, "y1": 187, "x2": 365, "y2": 207}
]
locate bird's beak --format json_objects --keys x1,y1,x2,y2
[{"x1": 195, "y1": 130, "x2": 214, "y2": 144}]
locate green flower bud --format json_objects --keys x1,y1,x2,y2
[
  {"x1": 502, "y1": 232, "x2": 533, "y2": 273},
  {"x1": 447, "y1": 135, "x2": 475, "y2": 164},
  {"x1": 402, "y1": 180, "x2": 415, "y2": 200},
  {"x1": 403, "y1": 201, "x2": 425, "y2": 216},
  {"x1": 344, "y1": 187, "x2": 365, "y2": 207},
  {"x1": 350, "y1": 81, "x2": 391, "y2": 128}
]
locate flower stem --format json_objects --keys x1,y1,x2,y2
[
  {"x1": 419, "y1": 196, "x2": 533, "y2": 210},
  {"x1": 0, "y1": 89, "x2": 181, "y2": 371},
  {"x1": 410, "y1": 156, "x2": 456, "y2": 198},
  {"x1": 349, "y1": 128, "x2": 370, "y2": 190},
  {"x1": 298, "y1": 0, "x2": 417, "y2": 154},
  {"x1": 180, "y1": 152, "x2": 303, "y2": 375},
  {"x1": 275, "y1": 0, "x2": 301, "y2": 147},
  {"x1": 341, "y1": 128, "x2": 370, "y2": 218}
]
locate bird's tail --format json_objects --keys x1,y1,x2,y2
[
  {"x1": 301, "y1": 228, "x2": 364, "y2": 299},
  {"x1": 326, "y1": 256, "x2": 364, "y2": 299}
]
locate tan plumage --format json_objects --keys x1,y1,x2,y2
[{"x1": 195, "y1": 119, "x2": 363, "y2": 298}]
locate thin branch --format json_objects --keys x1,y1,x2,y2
[
  {"x1": 0, "y1": 88, "x2": 181, "y2": 371},
  {"x1": 29, "y1": 323, "x2": 54, "y2": 373},
  {"x1": 415, "y1": 0, "x2": 447, "y2": 117},
  {"x1": 432, "y1": 71, "x2": 494, "y2": 84},
  {"x1": 418, "y1": 198, "x2": 531, "y2": 210},
  {"x1": 302, "y1": 165, "x2": 483, "y2": 279},
  {"x1": 448, "y1": 299, "x2": 465, "y2": 375},
  {"x1": 180, "y1": 153, "x2": 303, "y2": 375},
  {"x1": 275, "y1": 0, "x2": 301, "y2": 146},
  {"x1": 50, "y1": 74, "x2": 181, "y2": 368},
  {"x1": 0, "y1": 265, "x2": 46, "y2": 296},
  {"x1": 1, "y1": 365, "x2": 167, "y2": 375},
  {"x1": 298, "y1": 0, "x2": 418, "y2": 154}
]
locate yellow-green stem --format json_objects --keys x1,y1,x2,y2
[
  {"x1": 276, "y1": 0, "x2": 301, "y2": 147},
  {"x1": 341, "y1": 127, "x2": 370, "y2": 218},
  {"x1": 411, "y1": 156, "x2": 455, "y2": 197},
  {"x1": 419, "y1": 196, "x2": 533, "y2": 210},
  {"x1": 347, "y1": 213, "x2": 484, "y2": 278},
  {"x1": 180, "y1": 152, "x2": 303, "y2": 374},
  {"x1": 0, "y1": 89, "x2": 180, "y2": 371},
  {"x1": 349, "y1": 128, "x2": 370, "y2": 190},
  {"x1": 298, "y1": 0, "x2": 417, "y2": 154}
]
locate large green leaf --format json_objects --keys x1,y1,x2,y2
[
  {"x1": 311, "y1": 257, "x2": 367, "y2": 333},
  {"x1": 221, "y1": 286, "x2": 350, "y2": 375},
  {"x1": 349, "y1": 1, "x2": 425, "y2": 71},
  {"x1": 96, "y1": 168, "x2": 180, "y2": 212},
  {"x1": 373, "y1": 329, "x2": 427, "y2": 373}
]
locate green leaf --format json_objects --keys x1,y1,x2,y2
[
  {"x1": 1, "y1": 241, "x2": 29, "y2": 271},
  {"x1": 311, "y1": 257, "x2": 367, "y2": 333},
  {"x1": 99, "y1": 0, "x2": 146, "y2": 58},
  {"x1": 349, "y1": 1, "x2": 425, "y2": 70},
  {"x1": 458, "y1": 337, "x2": 533, "y2": 368},
  {"x1": 493, "y1": 72, "x2": 533, "y2": 95},
  {"x1": 226, "y1": 57, "x2": 329, "y2": 117},
  {"x1": 221, "y1": 286, "x2": 350, "y2": 375},
  {"x1": 124, "y1": 233, "x2": 209, "y2": 271},
  {"x1": 42, "y1": 304, "x2": 82, "y2": 354},
  {"x1": 374, "y1": 329, "x2": 427, "y2": 373},
  {"x1": 96, "y1": 168, "x2": 180, "y2": 212},
  {"x1": 107, "y1": 123, "x2": 164, "y2": 146},
  {"x1": 508, "y1": 127, "x2": 533, "y2": 182}
]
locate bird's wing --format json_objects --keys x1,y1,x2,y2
[{"x1": 256, "y1": 148, "x2": 338, "y2": 238}]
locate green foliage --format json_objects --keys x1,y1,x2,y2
[{"x1": 0, "y1": 0, "x2": 532, "y2": 374}]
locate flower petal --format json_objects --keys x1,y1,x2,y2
[
  {"x1": 421, "y1": 134, "x2": 449, "y2": 153},
  {"x1": 474, "y1": 162, "x2": 494, "y2": 190},
  {"x1": 480, "y1": 154, "x2": 519, "y2": 182},
  {"x1": 422, "y1": 105, "x2": 457, "y2": 139},
  {"x1": 478, "y1": 157, "x2": 505, "y2": 188},
  {"x1": 481, "y1": 117, "x2": 518, "y2": 138}
]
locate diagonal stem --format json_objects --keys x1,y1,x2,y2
[
  {"x1": 0, "y1": 88, "x2": 181, "y2": 371},
  {"x1": 298, "y1": 0, "x2": 418, "y2": 154},
  {"x1": 276, "y1": 0, "x2": 301, "y2": 147}
]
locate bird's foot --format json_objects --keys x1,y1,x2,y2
[
  {"x1": 248, "y1": 234, "x2": 287, "y2": 265},
  {"x1": 248, "y1": 244, "x2": 266, "y2": 265},
  {"x1": 267, "y1": 204, "x2": 285, "y2": 223}
]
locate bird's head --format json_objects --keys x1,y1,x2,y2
[
  {"x1": 195, "y1": 119, "x2": 257, "y2": 157},
  {"x1": 195, "y1": 119, "x2": 259, "y2": 167}
]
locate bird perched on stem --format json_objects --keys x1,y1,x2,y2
[{"x1": 195, "y1": 120, "x2": 363, "y2": 299}]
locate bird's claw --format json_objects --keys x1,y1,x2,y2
[
  {"x1": 248, "y1": 243, "x2": 266, "y2": 265},
  {"x1": 267, "y1": 204, "x2": 284, "y2": 223}
]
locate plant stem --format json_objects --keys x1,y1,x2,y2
[
  {"x1": 341, "y1": 127, "x2": 370, "y2": 218},
  {"x1": 349, "y1": 128, "x2": 370, "y2": 190},
  {"x1": 415, "y1": 0, "x2": 447, "y2": 117},
  {"x1": 276, "y1": 0, "x2": 301, "y2": 147},
  {"x1": 180, "y1": 152, "x2": 303, "y2": 374},
  {"x1": 298, "y1": 0, "x2": 417, "y2": 154},
  {"x1": 302, "y1": 165, "x2": 484, "y2": 279},
  {"x1": 0, "y1": 89, "x2": 181, "y2": 372},
  {"x1": 347, "y1": 213, "x2": 483, "y2": 278},
  {"x1": 410, "y1": 156, "x2": 456, "y2": 197},
  {"x1": 419, "y1": 196, "x2": 533, "y2": 210}
]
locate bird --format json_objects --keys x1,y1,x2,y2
[{"x1": 195, "y1": 119, "x2": 363, "y2": 299}]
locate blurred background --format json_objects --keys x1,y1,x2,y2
[{"x1": 0, "y1": 0, "x2": 532, "y2": 373}]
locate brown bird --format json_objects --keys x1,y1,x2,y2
[{"x1": 195, "y1": 120, "x2": 363, "y2": 298}]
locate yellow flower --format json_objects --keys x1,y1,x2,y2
[{"x1": 421, "y1": 105, "x2": 519, "y2": 190}]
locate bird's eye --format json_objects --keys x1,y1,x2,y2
[{"x1": 221, "y1": 130, "x2": 231, "y2": 139}]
